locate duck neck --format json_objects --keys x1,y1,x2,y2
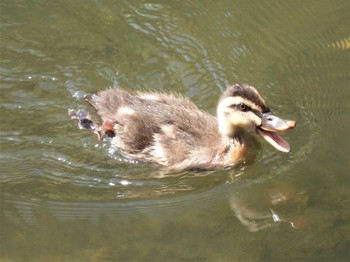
[
  {"x1": 221, "y1": 132, "x2": 244, "y2": 148},
  {"x1": 218, "y1": 116, "x2": 238, "y2": 139},
  {"x1": 216, "y1": 129, "x2": 249, "y2": 165},
  {"x1": 218, "y1": 116, "x2": 244, "y2": 141}
]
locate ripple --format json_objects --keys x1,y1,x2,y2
[
  {"x1": 122, "y1": 1, "x2": 228, "y2": 95},
  {"x1": 2, "y1": 180, "x2": 234, "y2": 228}
]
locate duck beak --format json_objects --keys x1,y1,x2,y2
[{"x1": 256, "y1": 112, "x2": 296, "y2": 153}]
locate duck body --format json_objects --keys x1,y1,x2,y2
[
  {"x1": 86, "y1": 88, "x2": 247, "y2": 170},
  {"x1": 71, "y1": 84, "x2": 296, "y2": 170}
]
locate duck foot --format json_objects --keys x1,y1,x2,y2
[{"x1": 68, "y1": 109, "x2": 106, "y2": 140}]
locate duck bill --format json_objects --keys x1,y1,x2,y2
[{"x1": 256, "y1": 112, "x2": 296, "y2": 153}]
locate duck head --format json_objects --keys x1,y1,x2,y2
[{"x1": 217, "y1": 84, "x2": 296, "y2": 152}]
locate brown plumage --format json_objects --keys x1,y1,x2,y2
[{"x1": 70, "y1": 84, "x2": 296, "y2": 170}]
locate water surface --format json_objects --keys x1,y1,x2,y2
[{"x1": 1, "y1": 0, "x2": 349, "y2": 261}]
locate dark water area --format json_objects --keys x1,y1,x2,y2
[{"x1": 1, "y1": 0, "x2": 349, "y2": 261}]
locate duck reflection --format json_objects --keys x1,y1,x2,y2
[{"x1": 230, "y1": 181, "x2": 308, "y2": 232}]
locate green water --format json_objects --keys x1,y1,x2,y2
[{"x1": 1, "y1": 0, "x2": 349, "y2": 261}]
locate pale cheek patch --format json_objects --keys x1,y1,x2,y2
[
  {"x1": 229, "y1": 112, "x2": 261, "y2": 130},
  {"x1": 230, "y1": 114, "x2": 251, "y2": 127},
  {"x1": 248, "y1": 112, "x2": 262, "y2": 126}
]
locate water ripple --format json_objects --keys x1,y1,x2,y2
[{"x1": 122, "y1": 1, "x2": 228, "y2": 94}]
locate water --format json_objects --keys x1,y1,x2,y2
[{"x1": 1, "y1": 0, "x2": 349, "y2": 261}]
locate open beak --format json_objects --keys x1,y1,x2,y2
[{"x1": 256, "y1": 112, "x2": 296, "y2": 153}]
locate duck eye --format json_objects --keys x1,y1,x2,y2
[{"x1": 239, "y1": 103, "x2": 248, "y2": 111}]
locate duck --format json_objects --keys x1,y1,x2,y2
[{"x1": 69, "y1": 84, "x2": 296, "y2": 170}]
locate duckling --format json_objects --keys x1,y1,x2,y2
[{"x1": 70, "y1": 84, "x2": 296, "y2": 170}]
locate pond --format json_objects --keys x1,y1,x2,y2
[{"x1": 1, "y1": 0, "x2": 349, "y2": 261}]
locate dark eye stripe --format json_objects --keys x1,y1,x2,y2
[
  {"x1": 252, "y1": 109, "x2": 262, "y2": 117},
  {"x1": 229, "y1": 103, "x2": 265, "y2": 117},
  {"x1": 230, "y1": 103, "x2": 251, "y2": 112}
]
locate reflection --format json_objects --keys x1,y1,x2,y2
[{"x1": 229, "y1": 181, "x2": 308, "y2": 232}]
